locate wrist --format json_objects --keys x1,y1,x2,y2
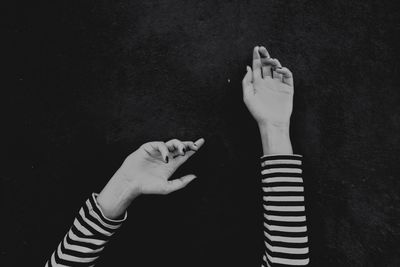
[
  {"x1": 258, "y1": 121, "x2": 293, "y2": 155},
  {"x1": 97, "y1": 173, "x2": 141, "y2": 219}
]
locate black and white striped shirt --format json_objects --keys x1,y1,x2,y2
[
  {"x1": 45, "y1": 193, "x2": 127, "y2": 267},
  {"x1": 261, "y1": 154, "x2": 309, "y2": 266},
  {"x1": 46, "y1": 154, "x2": 309, "y2": 266}
]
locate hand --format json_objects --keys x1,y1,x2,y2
[
  {"x1": 97, "y1": 138, "x2": 205, "y2": 219},
  {"x1": 242, "y1": 46, "x2": 294, "y2": 155},
  {"x1": 117, "y1": 138, "x2": 205, "y2": 195},
  {"x1": 242, "y1": 46, "x2": 294, "y2": 127}
]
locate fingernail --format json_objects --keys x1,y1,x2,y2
[
  {"x1": 275, "y1": 66, "x2": 282, "y2": 69},
  {"x1": 165, "y1": 156, "x2": 169, "y2": 163}
]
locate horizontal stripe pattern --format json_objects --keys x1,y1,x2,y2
[
  {"x1": 261, "y1": 154, "x2": 309, "y2": 267},
  {"x1": 45, "y1": 193, "x2": 127, "y2": 267}
]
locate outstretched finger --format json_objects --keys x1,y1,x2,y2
[
  {"x1": 193, "y1": 138, "x2": 205, "y2": 149},
  {"x1": 166, "y1": 139, "x2": 186, "y2": 156},
  {"x1": 252, "y1": 46, "x2": 262, "y2": 81},
  {"x1": 164, "y1": 174, "x2": 197, "y2": 194},
  {"x1": 259, "y1": 46, "x2": 272, "y2": 78},
  {"x1": 274, "y1": 67, "x2": 294, "y2": 86}
]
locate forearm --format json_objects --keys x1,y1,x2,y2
[
  {"x1": 260, "y1": 154, "x2": 309, "y2": 266},
  {"x1": 259, "y1": 122, "x2": 309, "y2": 266},
  {"x1": 45, "y1": 173, "x2": 137, "y2": 266},
  {"x1": 45, "y1": 193, "x2": 127, "y2": 267},
  {"x1": 97, "y1": 172, "x2": 141, "y2": 219},
  {"x1": 258, "y1": 122, "x2": 293, "y2": 155}
]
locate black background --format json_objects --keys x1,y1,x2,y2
[{"x1": 3, "y1": 0, "x2": 400, "y2": 266}]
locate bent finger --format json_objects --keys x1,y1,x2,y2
[
  {"x1": 150, "y1": 142, "x2": 170, "y2": 163},
  {"x1": 174, "y1": 138, "x2": 205, "y2": 164},
  {"x1": 185, "y1": 137, "x2": 205, "y2": 153},
  {"x1": 274, "y1": 67, "x2": 294, "y2": 86},
  {"x1": 182, "y1": 141, "x2": 198, "y2": 152},
  {"x1": 271, "y1": 59, "x2": 283, "y2": 81},
  {"x1": 166, "y1": 139, "x2": 186, "y2": 156}
]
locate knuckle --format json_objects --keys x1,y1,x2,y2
[
  {"x1": 140, "y1": 143, "x2": 148, "y2": 149},
  {"x1": 253, "y1": 60, "x2": 261, "y2": 66},
  {"x1": 158, "y1": 142, "x2": 166, "y2": 148},
  {"x1": 187, "y1": 142, "x2": 195, "y2": 148},
  {"x1": 283, "y1": 67, "x2": 292, "y2": 73}
]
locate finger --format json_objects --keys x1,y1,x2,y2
[
  {"x1": 274, "y1": 67, "x2": 294, "y2": 86},
  {"x1": 271, "y1": 59, "x2": 283, "y2": 81},
  {"x1": 150, "y1": 142, "x2": 170, "y2": 163},
  {"x1": 164, "y1": 174, "x2": 197, "y2": 194},
  {"x1": 261, "y1": 57, "x2": 278, "y2": 66},
  {"x1": 242, "y1": 66, "x2": 253, "y2": 96},
  {"x1": 193, "y1": 138, "x2": 205, "y2": 149},
  {"x1": 242, "y1": 66, "x2": 253, "y2": 87},
  {"x1": 261, "y1": 57, "x2": 278, "y2": 76},
  {"x1": 252, "y1": 46, "x2": 262, "y2": 81},
  {"x1": 172, "y1": 141, "x2": 194, "y2": 159},
  {"x1": 259, "y1": 46, "x2": 272, "y2": 78},
  {"x1": 182, "y1": 141, "x2": 198, "y2": 152},
  {"x1": 174, "y1": 138, "x2": 205, "y2": 164},
  {"x1": 259, "y1": 46, "x2": 270, "y2": 58},
  {"x1": 166, "y1": 139, "x2": 186, "y2": 156}
]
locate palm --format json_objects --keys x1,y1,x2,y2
[
  {"x1": 244, "y1": 79, "x2": 293, "y2": 125},
  {"x1": 128, "y1": 150, "x2": 180, "y2": 193}
]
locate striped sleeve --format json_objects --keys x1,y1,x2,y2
[
  {"x1": 45, "y1": 193, "x2": 127, "y2": 267},
  {"x1": 260, "y1": 154, "x2": 309, "y2": 267}
]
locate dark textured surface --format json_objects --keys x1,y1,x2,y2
[{"x1": 4, "y1": 0, "x2": 400, "y2": 266}]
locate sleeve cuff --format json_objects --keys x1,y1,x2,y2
[
  {"x1": 260, "y1": 154, "x2": 303, "y2": 160},
  {"x1": 85, "y1": 193, "x2": 128, "y2": 230},
  {"x1": 260, "y1": 154, "x2": 303, "y2": 168}
]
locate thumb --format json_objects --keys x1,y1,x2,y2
[
  {"x1": 163, "y1": 174, "x2": 197, "y2": 194},
  {"x1": 242, "y1": 66, "x2": 253, "y2": 95}
]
